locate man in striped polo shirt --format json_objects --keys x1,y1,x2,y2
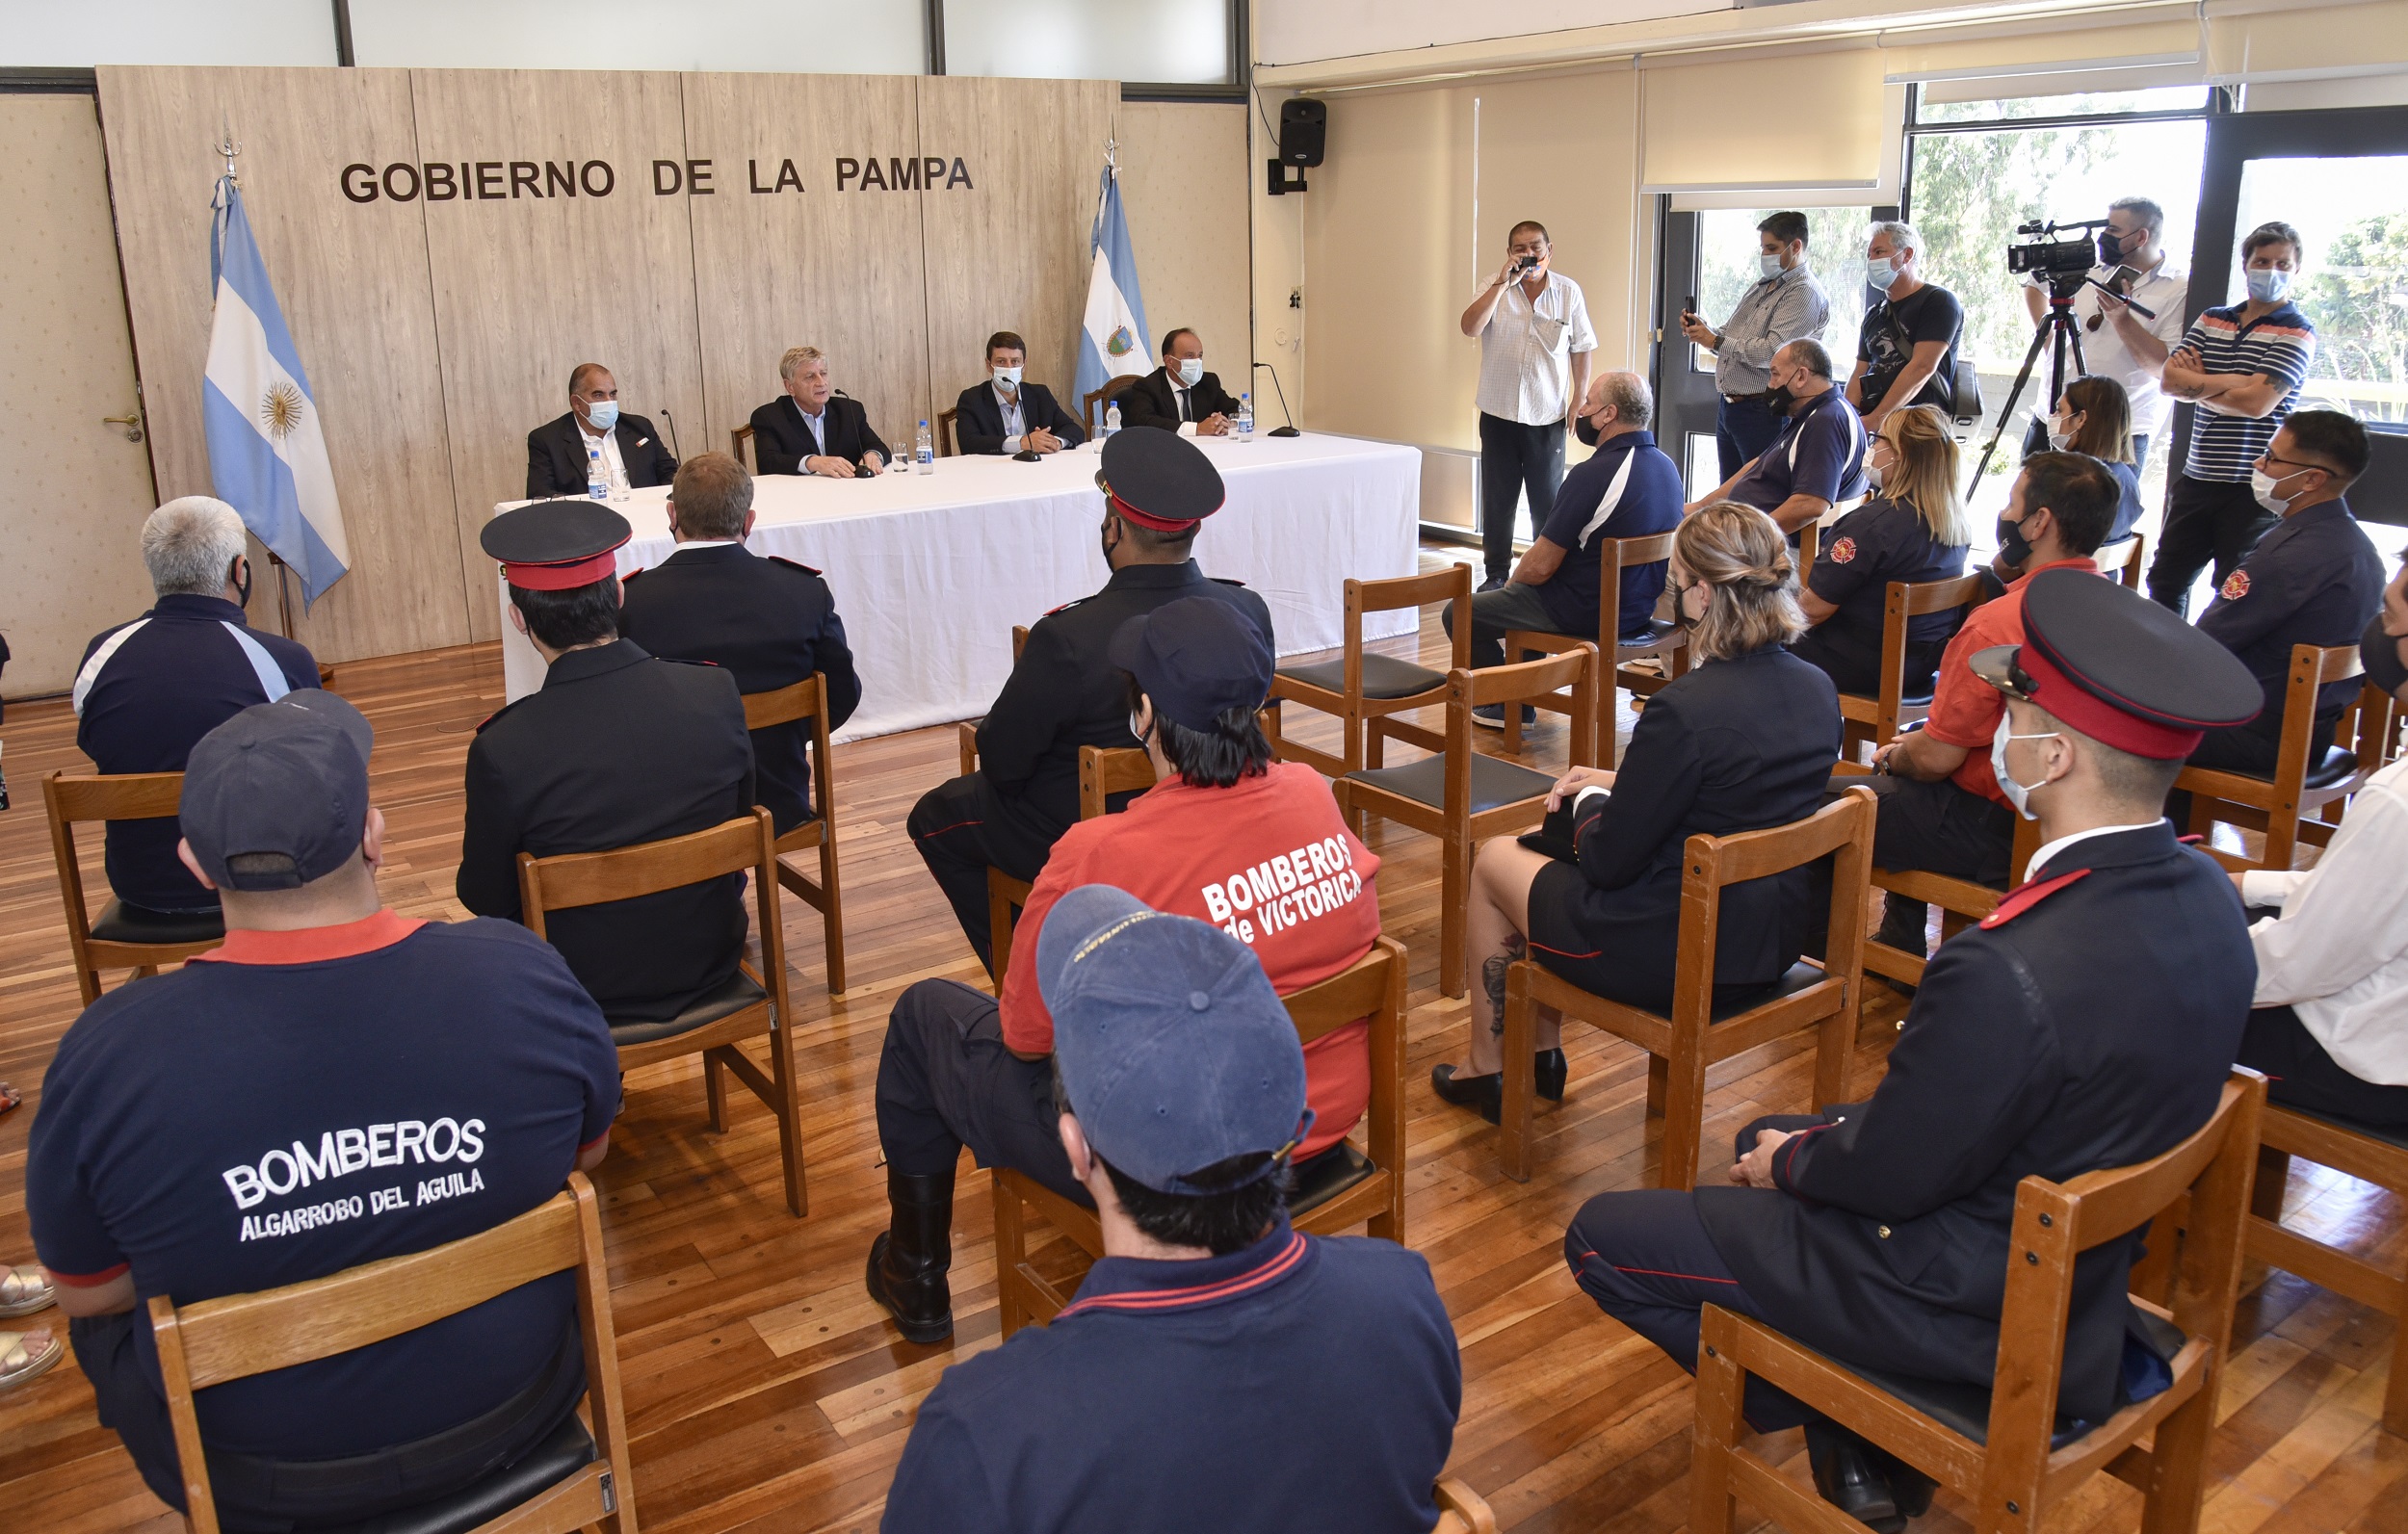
[{"x1": 2151, "y1": 220, "x2": 2317, "y2": 614}]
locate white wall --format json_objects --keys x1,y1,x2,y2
[
  {"x1": 2, "y1": 0, "x2": 338, "y2": 66},
  {"x1": 347, "y1": 0, "x2": 924, "y2": 74},
  {"x1": 1253, "y1": 0, "x2": 1720, "y2": 68}
]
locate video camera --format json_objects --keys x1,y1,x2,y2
[{"x1": 2005, "y1": 218, "x2": 2113, "y2": 282}]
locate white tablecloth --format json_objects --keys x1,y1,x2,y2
[{"x1": 496, "y1": 431, "x2": 1422, "y2": 741}]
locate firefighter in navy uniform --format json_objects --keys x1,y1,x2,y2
[
  {"x1": 907, "y1": 429, "x2": 1274, "y2": 970},
  {"x1": 458, "y1": 500, "x2": 757, "y2": 1025},
  {"x1": 1562, "y1": 569, "x2": 2264, "y2": 1532}
]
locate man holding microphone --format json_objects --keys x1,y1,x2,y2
[
  {"x1": 1462, "y1": 221, "x2": 1597, "y2": 591},
  {"x1": 1681, "y1": 212, "x2": 1832, "y2": 482}
]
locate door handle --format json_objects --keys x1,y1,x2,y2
[{"x1": 104, "y1": 413, "x2": 144, "y2": 443}]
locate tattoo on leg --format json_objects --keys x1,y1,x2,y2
[{"x1": 1482, "y1": 935, "x2": 1527, "y2": 1038}]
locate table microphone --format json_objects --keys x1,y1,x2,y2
[
  {"x1": 1249, "y1": 362, "x2": 1302, "y2": 437},
  {"x1": 657, "y1": 405, "x2": 683, "y2": 461}
]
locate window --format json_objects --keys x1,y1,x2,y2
[
  {"x1": 2230, "y1": 155, "x2": 2408, "y2": 428},
  {"x1": 1915, "y1": 85, "x2": 2210, "y2": 125},
  {"x1": 1691, "y1": 206, "x2": 1872, "y2": 377}
]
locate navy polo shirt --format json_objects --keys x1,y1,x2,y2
[
  {"x1": 73, "y1": 594, "x2": 318, "y2": 913},
  {"x1": 1534, "y1": 430, "x2": 1686, "y2": 637},
  {"x1": 1732, "y1": 389, "x2": 1867, "y2": 514},
  {"x1": 2198, "y1": 496, "x2": 2384, "y2": 740},
  {"x1": 1807, "y1": 496, "x2": 1971, "y2": 647},
  {"x1": 27, "y1": 912, "x2": 620, "y2": 1460},
  {"x1": 883, "y1": 1214, "x2": 1462, "y2": 1534}
]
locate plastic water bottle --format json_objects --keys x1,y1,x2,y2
[
  {"x1": 586, "y1": 447, "x2": 607, "y2": 501},
  {"x1": 916, "y1": 420, "x2": 935, "y2": 470},
  {"x1": 1237, "y1": 393, "x2": 1254, "y2": 442},
  {"x1": 1103, "y1": 400, "x2": 1122, "y2": 441}
]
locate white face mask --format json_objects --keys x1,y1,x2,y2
[
  {"x1": 1175, "y1": 357, "x2": 1204, "y2": 387},
  {"x1": 992, "y1": 365, "x2": 1023, "y2": 389},
  {"x1": 2047, "y1": 417, "x2": 2074, "y2": 452},
  {"x1": 1867, "y1": 254, "x2": 1899, "y2": 290},
  {"x1": 1865, "y1": 452, "x2": 1887, "y2": 492},
  {"x1": 1989, "y1": 714, "x2": 2061, "y2": 819},
  {"x1": 1128, "y1": 707, "x2": 1149, "y2": 743},
  {"x1": 2251, "y1": 464, "x2": 2306, "y2": 515},
  {"x1": 2245, "y1": 267, "x2": 2292, "y2": 304},
  {"x1": 1759, "y1": 251, "x2": 1786, "y2": 280}
]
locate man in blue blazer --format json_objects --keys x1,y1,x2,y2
[{"x1": 954, "y1": 331, "x2": 1086, "y2": 455}]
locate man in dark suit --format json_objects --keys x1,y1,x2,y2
[
  {"x1": 524, "y1": 362, "x2": 678, "y2": 501},
  {"x1": 1560, "y1": 572, "x2": 2264, "y2": 1531},
  {"x1": 619, "y1": 452, "x2": 860, "y2": 834},
  {"x1": 749, "y1": 347, "x2": 888, "y2": 477},
  {"x1": 458, "y1": 501, "x2": 757, "y2": 1024},
  {"x1": 955, "y1": 330, "x2": 1086, "y2": 455},
  {"x1": 907, "y1": 430, "x2": 1274, "y2": 971},
  {"x1": 1117, "y1": 328, "x2": 1242, "y2": 436}
]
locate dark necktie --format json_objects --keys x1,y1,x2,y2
[{"x1": 1178, "y1": 388, "x2": 1191, "y2": 423}]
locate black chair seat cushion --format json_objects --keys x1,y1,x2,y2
[
  {"x1": 1632, "y1": 961, "x2": 1826, "y2": 1025},
  {"x1": 327, "y1": 1415, "x2": 596, "y2": 1534},
  {"x1": 1278, "y1": 652, "x2": 1447, "y2": 702},
  {"x1": 1290, "y1": 1141, "x2": 1377, "y2": 1216},
  {"x1": 89, "y1": 901, "x2": 225, "y2": 947},
  {"x1": 1617, "y1": 618, "x2": 1683, "y2": 651},
  {"x1": 607, "y1": 969, "x2": 767, "y2": 1047},
  {"x1": 1346, "y1": 751, "x2": 1557, "y2": 817},
  {"x1": 1818, "y1": 1307, "x2": 2186, "y2": 1450},
  {"x1": 2305, "y1": 745, "x2": 2362, "y2": 792}
]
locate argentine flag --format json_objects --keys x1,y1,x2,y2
[
  {"x1": 1075, "y1": 157, "x2": 1152, "y2": 410},
  {"x1": 205, "y1": 174, "x2": 348, "y2": 606}
]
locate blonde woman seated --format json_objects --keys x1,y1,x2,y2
[
  {"x1": 1792, "y1": 403, "x2": 1971, "y2": 698},
  {"x1": 1432, "y1": 504, "x2": 1845, "y2": 1122}
]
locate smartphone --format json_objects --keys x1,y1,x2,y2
[{"x1": 1685, "y1": 294, "x2": 1698, "y2": 320}]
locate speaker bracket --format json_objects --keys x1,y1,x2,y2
[{"x1": 1266, "y1": 160, "x2": 1308, "y2": 195}]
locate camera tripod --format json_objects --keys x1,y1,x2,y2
[{"x1": 1966, "y1": 275, "x2": 2092, "y2": 500}]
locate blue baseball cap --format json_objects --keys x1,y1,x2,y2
[
  {"x1": 1107, "y1": 596, "x2": 1273, "y2": 733},
  {"x1": 1035, "y1": 885, "x2": 1312, "y2": 1195},
  {"x1": 180, "y1": 689, "x2": 374, "y2": 891}
]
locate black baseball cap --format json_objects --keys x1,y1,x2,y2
[
  {"x1": 1108, "y1": 597, "x2": 1273, "y2": 732},
  {"x1": 1096, "y1": 429, "x2": 1225, "y2": 531},
  {"x1": 1035, "y1": 885, "x2": 1311, "y2": 1195},
  {"x1": 180, "y1": 689, "x2": 374, "y2": 891}
]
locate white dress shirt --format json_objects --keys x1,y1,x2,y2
[
  {"x1": 2243, "y1": 756, "x2": 2408, "y2": 1085},
  {"x1": 1474, "y1": 271, "x2": 1598, "y2": 427},
  {"x1": 2025, "y1": 819, "x2": 2165, "y2": 877},
  {"x1": 796, "y1": 403, "x2": 828, "y2": 456},
  {"x1": 2023, "y1": 256, "x2": 2188, "y2": 439},
  {"x1": 575, "y1": 420, "x2": 627, "y2": 491}
]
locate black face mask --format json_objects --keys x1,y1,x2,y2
[
  {"x1": 1996, "y1": 511, "x2": 2034, "y2": 566},
  {"x1": 2365, "y1": 618, "x2": 2408, "y2": 698},
  {"x1": 2098, "y1": 227, "x2": 2136, "y2": 267},
  {"x1": 1099, "y1": 515, "x2": 1121, "y2": 564},
  {"x1": 231, "y1": 557, "x2": 252, "y2": 609},
  {"x1": 1575, "y1": 412, "x2": 1603, "y2": 448},
  {"x1": 1766, "y1": 381, "x2": 1795, "y2": 417}
]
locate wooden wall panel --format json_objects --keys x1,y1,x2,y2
[
  {"x1": 96, "y1": 65, "x2": 470, "y2": 663},
  {"x1": 406, "y1": 68, "x2": 704, "y2": 640},
  {"x1": 1114, "y1": 101, "x2": 1252, "y2": 410},
  {"x1": 915, "y1": 77, "x2": 1115, "y2": 430},
  {"x1": 682, "y1": 73, "x2": 930, "y2": 464}
]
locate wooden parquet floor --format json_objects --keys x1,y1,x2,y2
[{"x1": 4, "y1": 562, "x2": 2406, "y2": 1532}]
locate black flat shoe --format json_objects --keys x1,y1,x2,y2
[
  {"x1": 1804, "y1": 1421, "x2": 1904, "y2": 1533},
  {"x1": 1535, "y1": 1048, "x2": 1567, "y2": 1103},
  {"x1": 1430, "y1": 1063, "x2": 1502, "y2": 1124}
]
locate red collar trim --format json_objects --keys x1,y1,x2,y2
[
  {"x1": 1979, "y1": 868, "x2": 2092, "y2": 930},
  {"x1": 195, "y1": 909, "x2": 427, "y2": 967},
  {"x1": 1055, "y1": 1230, "x2": 1309, "y2": 1320}
]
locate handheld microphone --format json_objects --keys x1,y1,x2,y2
[
  {"x1": 657, "y1": 406, "x2": 684, "y2": 461},
  {"x1": 1249, "y1": 361, "x2": 1302, "y2": 438}
]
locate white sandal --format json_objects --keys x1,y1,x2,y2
[
  {"x1": 0, "y1": 1265, "x2": 53, "y2": 1318},
  {"x1": 0, "y1": 1328, "x2": 62, "y2": 1394}
]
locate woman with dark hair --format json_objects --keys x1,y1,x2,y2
[
  {"x1": 1792, "y1": 403, "x2": 1971, "y2": 697},
  {"x1": 2043, "y1": 374, "x2": 2145, "y2": 545},
  {"x1": 1431, "y1": 504, "x2": 1844, "y2": 1121}
]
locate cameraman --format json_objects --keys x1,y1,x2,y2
[
  {"x1": 2018, "y1": 197, "x2": 2187, "y2": 465},
  {"x1": 1848, "y1": 221, "x2": 1964, "y2": 432},
  {"x1": 1680, "y1": 211, "x2": 1832, "y2": 482}
]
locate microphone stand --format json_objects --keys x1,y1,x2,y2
[
  {"x1": 657, "y1": 405, "x2": 684, "y2": 462},
  {"x1": 1249, "y1": 361, "x2": 1302, "y2": 437}
]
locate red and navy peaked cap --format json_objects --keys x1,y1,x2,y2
[
  {"x1": 1096, "y1": 428, "x2": 1225, "y2": 532},
  {"x1": 483, "y1": 500, "x2": 632, "y2": 590}
]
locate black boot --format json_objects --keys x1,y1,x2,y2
[
  {"x1": 1804, "y1": 1420, "x2": 1904, "y2": 1533},
  {"x1": 1872, "y1": 894, "x2": 1929, "y2": 998},
  {"x1": 1865, "y1": 1442, "x2": 1936, "y2": 1521},
  {"x1": 867, "y1": 1167, "x2": 955, "y2": 1344},
  {"x1": 1535, "y1": 1049, "x2": 1568, "y2": 1103},
  {"x1": 1430, "y1": 1064, "x2": 1502, "y2": 1124}
]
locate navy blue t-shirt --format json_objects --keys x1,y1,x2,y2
[
  {"x1": 1534, "y1": 430, "x2": 1686, "y2": 637},
  {"x1": 28, "y1": 913, "x2": 620, "y2": 1459},
  {"x1": 1732, "y1": 389, "x2": 1868, "y2": 513},
  {"x1": 73, "y1": 593, "x2": 318, "y2": 913},
  {"x1": 2197, "y1": 497, "x2": 2384, "y2": 741},
  {"x1": 883, "y1": 1215, "x2": 1461, "y2": 1534},
  {"x1": 1807, "y1": 496, "x2": 1971, "y2": 646}
]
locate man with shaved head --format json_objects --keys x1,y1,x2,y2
[
  {"x1": 525, "y1": 362, "x2": 679, "y2": 500},
  {"x1": 1442, "y1": 369, "x2": 1683, "y2": 728}
]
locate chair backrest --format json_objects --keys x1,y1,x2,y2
[
  {"x1": 1595, "y1": 531, "x2": 1679, "y2": 651},
  {"x1": 2100, "y1": 532, "x2": 2147, "y2": 589},
  {"x1": 1083, "y1": 374, "x2": 1139, "y2": 434},
  {"x1": 1012, "y1": 623, "x2": 1030, "y2": 662},
  {"x1": 1987, "y1": 1071, "x2": 2264, "y2": 1452},
  {"x1": 1897, "y1": 569, "x2": 1992, "y2": 620},
  {"x1": 2353, "y1": 676, "x2": 2404, "y2": 770},
  {"x1": 148, "y1": 1174, "x2": 629, "y2": 1534},
  {"x1": 936, "y1": 406, "x2": 958, "y2": 457},
  {"x1": 1671, "y1": 788, "x2": 1874, "y2": 1017},
  {"x1": 729, "y1": 422, "x2": 754, "y2": 471},
  {"x1": 1432, "y1": 1476, "x2": 1499, "y2": 1534},
  {"x1": 740, "y1": 673, "x2": 824, "y2": 733},
  {"x1": 1078, "y1": 744, "x2": 1158, "y2": 820},
  {"x1": 517, "y1": 810, "x2": 774, "y2": 922},
  {"x1": 1341, "y1": 561, "x2": 1472, "y2": 685},
  {"x1": 44, "y1": 769, "x2": 188, "y2": 943},
  {"x1": 2275, "y1": 642, "x2": 2365, "y2": 783},
  {"x1": 1797, "y1": 523, "x2": 1819, "y2": 571},
  {"x1": 1286, "y1": 936, "x2": 1406, "y2": 1186},
  {"x1": 1457, "y1": 646, "x2": 1600, "y2": 768}
]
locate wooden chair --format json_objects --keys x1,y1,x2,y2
[
  {"x1": 148, "y1": 1174, "x2": 634, "y2": 1534},
  {"x1": 1265, "y1": 564, "x2": 1471, "y2": 792},
  {"x1": 1500, "y1": 531, "x2": 1689, "y2": 764},
  {"x1": 1337, "y1": 646, "x2": 1599, "y2": 999},
  {"x1": 1858, "y1": 815, "x2": 2044, "y2": 992},
  {"x1": 517, "y1": 810, "x2": 806, "y2": 1216},
  {"x1": 1691, "y1": 1070, "x2": 2264, "y2": 1534},
  {"x1": 1498, "y1": 787, "x2": 1874, "y2": 1187},
  {"x1": 955, "y1": 624, "x2": 1034, "y2": 777},
  {"x1": 1834, "y1": 572, "x2": 1994, "y2": 762},
  {"x1": 1433, "y1": 1478, "x2": 1498, "y2": 1534},
  {"x1": 2248, "y1": 1101, "x2": 2408, "y2": 1433},
  {"x1": 936, "y1": 406, "x2": 958, "y2": 457},
  {"x1": 1082, "y1": 374, "x2": 1140, "y2": 435},
  {"x1": 729, "y1": 422, "x2": 753, "y2": 471},
  {"x1": 43, "y1": 769, "x2": 224, "y2": 1006},
  {"x1": 2100, "y1": 530, "x2": 2147, "y2": 589},
  {"x1": 740, "y1": 675, "x2": 848, "y2": 994},
  {"x1": 991, "y1": 935, "x2": 1409, "y2": 1339},
  {"x1": 985, "y1": 745, "x2": 1156, "y2": 988},
  {"x1": 2174, "y1": 642, "x2": 2370, "y2": 872}
]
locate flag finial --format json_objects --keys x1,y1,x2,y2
[{"x1": 216, "y1": 113, "x2": 240, "y2": 185}]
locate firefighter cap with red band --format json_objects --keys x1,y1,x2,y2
[
  {"x1": 1095, "y1": 427, "x2": 1226, "y2": 533},
  {"x1": 1970, "y1": 567, "x2": 2261, "y2": 760},
  {"x1": 483, "y1": 499, "x2": 632, "y2": 591}
]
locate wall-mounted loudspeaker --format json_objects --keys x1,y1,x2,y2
[{"x1": 1267, "y1": 98, "x2": 1324, "y2": 195}]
